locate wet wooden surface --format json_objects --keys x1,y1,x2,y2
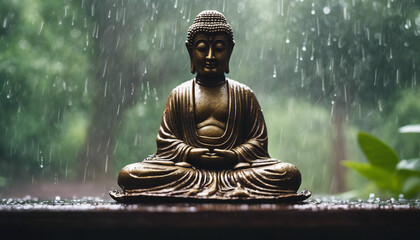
[{"x1": 1, "y1": 198, "x2": 419, "y2": 239}]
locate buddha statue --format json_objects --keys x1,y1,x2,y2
[{"x1": 110, "y1": 10, "x2": 310, "y2": 202}]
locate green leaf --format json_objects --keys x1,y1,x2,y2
[
  {"x1": 342, "y1": 161, "x2": 400, "y2": 193},
  {"x1": 357, "y1": 132, "x2": 399, "y2": 171}
]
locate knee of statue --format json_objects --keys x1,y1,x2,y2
[
  {"x1": 110, "y1": 10, "x2": 311, "y2": 203},
  {"x1": 271, "y1": 162, "x2": 302, "y2": 192},
  {"x1": 117, "y1": 163, "x2": 138, "y2": 191}
]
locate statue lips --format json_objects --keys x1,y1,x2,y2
[{"x1": 205, "y1": 61, "x2": 217, "y2": 70}]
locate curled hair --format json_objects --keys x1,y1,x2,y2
[{"x1": 186, "y1": 10, "x2": 234, "y2": 48}]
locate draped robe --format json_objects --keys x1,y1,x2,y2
[{"x1": 118, "y1": 79, "x2": 301, "y2": 198}]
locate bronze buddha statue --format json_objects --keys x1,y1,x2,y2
[{"x1": 110, "y1": 10, "x2": 310, "y2": 202}]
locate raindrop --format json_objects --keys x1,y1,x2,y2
[
  {"x1": 102, "y1": 59, "x2": 108, "y2": 78},
  {"x1": 366, "y1": 27, "x2": 370, "y2": 41},
  {"x1": 323, "y1": 7, "x2": 331, "y2": 15},
  {"x1": 131, "y1": 83, "x2": 135, "y2": 96},
  {"x1": 344, "y1": 84, "x2": 347, "y2": 102},
  {"x1": 405, "y1": 19, "x2": 411, "y2": 29},
  {"x1": 38, "y1": 21, "x2": 44, "y2": 35},
  {"x1": 300, "y1": 69, "x2": 305, "y2": 87},
  {"x1": 343, "y1": 7, "x2": 348, "y2": 20},
  {"x1": 104, "y1": 81, "x2": 108, "y2": 97},
  {"x1": 327, "y1": 33, "x2": 331, "y2": 46},
  {"x1": 362, "y1": 45, "x2": 365, "y2": 62},
  {"x1": 302, "y1": 45, "x2": 306, "y2": 51},
  {"x1": 278, "y1": 0, "x2": 284, "y2": 16},
  {"x1": 3, "y1": 17, "x2": 7, "y2": 28},
  {"x1": 310, "y1": 43, "x2": 314, "y2": 61},
  {"x1": 40, "y1": 151, "x2": 44, "y2": 169},
  {"x1": 311, "y1": 2, "x2": 315, "y2": 15},
  {"x1": 65, "y1": 162, "x2": 68, "y2": 179},
  {"x1": 122, "y1": 8, "x2": 126, "y2": 26},
  {"x1": 105, "y1": 155, "x2": 108, "y2": 173},
  {"x1": 378, "y1": 100, "x2": 383, "y2": 112},
  {"x1": 273, "y1": 65, "x2": 277, "y2": 78},
  {"x1": 374, "y1": 69, "x2": 378, "y2": 86},
  {"x1": 316, "y1": 17, "x2": 320, "y2": 36},
  {"x1": 91, "y1": 3, "x2": 95, "y2": 17}
]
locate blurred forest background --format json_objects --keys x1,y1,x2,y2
[{"x1": 1, "y1": 0, "x2": 419, "y2": 197}]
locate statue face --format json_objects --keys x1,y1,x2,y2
[{"x1": 189, "y1": 33, "x2": 232, "y2": 77}]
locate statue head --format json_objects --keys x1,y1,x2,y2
[{"x1": 186, "y1": 10, "x2": 235, "y2": 77}]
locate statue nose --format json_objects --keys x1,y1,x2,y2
[{"x1": 206, "y1": 47, "x2": 215, "y2": 60}]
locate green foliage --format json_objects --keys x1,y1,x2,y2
[
  {"x1": 357, "y1": 132, "x2": 399, "y2": 172},
  {"x1": 343, "y1": 132, "x2": 420, "y2": 198},
  {"x1": 0, "y1": 0, "x2": 92, "y2": 183}
]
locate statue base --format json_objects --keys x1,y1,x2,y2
[{"x1": 109, "y1": 189, "x2": 311, "y2": 203}]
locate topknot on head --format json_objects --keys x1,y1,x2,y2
[{"x1": 186, "y1": 10, "x2": 234, "y2": 48}]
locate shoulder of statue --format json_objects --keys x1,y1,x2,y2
[
  {"x1": 226, "y1": 78, "x2": 255, "y2": 95},
  {"x1": 171, "y1": 79, "x2": 194, "y2": 94}
]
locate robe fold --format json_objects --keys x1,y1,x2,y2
[{"x1": 151, "y1": 78, "x2": 270, "y2": 164}]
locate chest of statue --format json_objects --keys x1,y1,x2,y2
[{"x1": 194, "y1": 82, "x2": 228, "y2": 137}]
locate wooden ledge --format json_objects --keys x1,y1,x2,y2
[{"x1": 1, "y1": 199, "x2": 419, "y2": 239}]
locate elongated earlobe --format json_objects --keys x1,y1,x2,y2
[
  {"x1": 186, "y1": 42, "x2": 196, "y2": 74},
  {"x1": 225, "y1": 43, "x2": 234, "y2": 74}
]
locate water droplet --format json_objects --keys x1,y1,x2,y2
[
  {"x1": 3, "y1": 17, "x2": 7, "y2": 28},
  {"x1": 323, "y1": 7, "x2": 331, "y2": 15},
  {"x1": 404, "y1": 19, "x2": 411, "y2": 29},
  {"x1": 272, "y1": 65, "x2": 277, "y2": 78},
  {"x1": 311, "y1": 2, "x2": 315, "y2": 15}
]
